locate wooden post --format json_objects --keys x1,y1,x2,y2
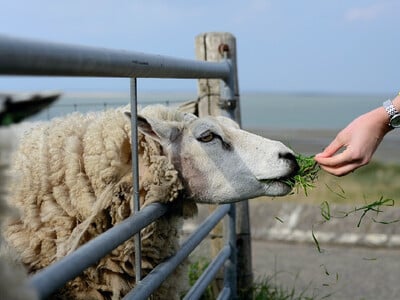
[{"x1": 195, "y1": 32, "x2": 253, "y2": 298}]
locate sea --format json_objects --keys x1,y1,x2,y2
[{"x1": 28, "y1": 91, "x2": 392, "y2": 131}]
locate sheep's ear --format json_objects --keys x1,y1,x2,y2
[
  {"x1": 183, "y1": 112, "x2": 197, "y2": 123},
  {"x1": 125, "y1": 112, "x2": 180, "y2": 143}
]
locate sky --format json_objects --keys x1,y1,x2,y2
[{"x1": 0, "y1": 0, "x2": 399, "y2": 94}]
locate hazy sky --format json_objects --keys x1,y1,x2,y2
[{"x1": 0, "y1": 0, "x2": 399, "y2": 94}]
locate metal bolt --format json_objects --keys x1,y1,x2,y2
[{"x1": 218, "y1": 44, "x2": 230, "y2": 56}]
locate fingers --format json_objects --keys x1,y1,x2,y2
[
  {"x1": 315, "y1": 150, "x2": 351, "y2": 167},
  {"x1": 314, "y1": 113, "x2": 381, "y2": 176},
  {"x1": 315, "y1": 146, "x2": 365, "y2": 176},
  {"x1": 318, "y1": 162, "x2": 361, "y2": 176},
  {"x1": 315, "y1": 137, "x2": 344, "y2": 158}
]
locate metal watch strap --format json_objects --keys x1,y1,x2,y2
[{"x1": 383, "y1": 99, "x2": 399, "y2": 117}]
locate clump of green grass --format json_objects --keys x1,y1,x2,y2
[
  {"x1": 187, "y1": 258, "x2": 213, "y2": 300},
  {"x1": 288, "y1": 154, "x2": 320, "y2": 196}
]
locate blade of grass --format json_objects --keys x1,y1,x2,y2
[
  {"x1": 320, "y1": 201, "x2": 331, "y2": 221},
  {"x1": 324, "y1": 183, "x2": 346, "y2": 199},
  {"x1": 311, "y1": 225, "x2": 324, "y2": 253}
]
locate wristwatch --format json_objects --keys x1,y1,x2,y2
[{"x1": 383, "y1": 99, "x2": 400, "y2": 128}]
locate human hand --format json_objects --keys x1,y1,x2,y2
[{"x1": 315, "y1": 108, "x2": 391, "y2": 176}]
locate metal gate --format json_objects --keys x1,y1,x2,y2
[{"x1": 0, "y1": 33, "x2": 248, "y2": 299}]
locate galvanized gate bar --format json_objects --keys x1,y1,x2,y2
[
  {"x1": 28, "y1": 202, "x2": 168, "y2": 299},
  {"x1": 217, "y1": 287, "x2": 231, "y2": 300},
  {"x1": 123, "y1": 204, "x2": 231, "y2": 300},
  {"x1": 0, "y1": 35, "x2": 230, "y2": 79},
  {"x1": 129, "y1": 77, "x2": 142, "y2": 282},
  {"x1": 224, "y1": 200, "x2": 237, "y2": 299},
  {"x1": 183, "y1": 245, "x2": 231, "y2": 300}
]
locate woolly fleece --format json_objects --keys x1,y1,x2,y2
[{"x1": 4, "y1": 106, "x2": 197, "y2": 299}]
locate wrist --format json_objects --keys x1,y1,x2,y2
[
  {"x1": 374, "y1": 106, "x2": 392, "y2": 128},
  {"x1": 392, "y1": 93, "x2": 400, "y2": 111},
  {"x1": 362, "y1": 107, "x2": 392, "y2": 136}
]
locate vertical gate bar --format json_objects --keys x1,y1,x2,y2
[
  {"x1": 224, "y1": 203, "x2": 237, "y2": 299},
  {"x1": 130, "y1": 77, "x2": 142, "y2": 282}
]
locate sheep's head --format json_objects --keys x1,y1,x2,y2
[{"x1": 130, "y1": 107, "x2": 299, "y2": 204}]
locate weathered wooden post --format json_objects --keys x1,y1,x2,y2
[{"x1": 195, "y1": 32, "x2": 253, "y2": 297}]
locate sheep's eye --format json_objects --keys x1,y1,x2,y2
[{"x1": 198, "y1": 132, "x2": 215, "y2": 143}]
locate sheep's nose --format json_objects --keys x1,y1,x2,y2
[
  {"x1": 278, "y1": 151, "x2": 295, "y2": 160},
  {"x1": 279, "y1": 152, "x2": 300, "y2": 174}
]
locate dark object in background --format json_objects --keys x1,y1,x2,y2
[{"x1": 0, "y1": 92, "x2": 60, "y2": 125}]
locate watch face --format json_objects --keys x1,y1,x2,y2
[{"x1": 390, "y1": 114, "x2": 400, "y2": 128}]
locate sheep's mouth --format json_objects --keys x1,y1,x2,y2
[
  {"x1": 278, "y1": 174, "x2": 296, "y2": 186},
  {"x1": 260, "y1": 169, "x2": 297, "y2": 184},
  {"x1": 260, "y1": 176, "x2": 294, "y2": 187}
]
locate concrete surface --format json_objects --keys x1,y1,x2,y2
[
  {"x1": 185, "y1": 201, "x2": 400, "y2": 299},
  {"x1": 252, "y1": 240, "x2": 400, "y2": 300}
]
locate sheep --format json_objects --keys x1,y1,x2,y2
[{"x1": 3, "y1": 104, "x2": 298, "y2": 299}]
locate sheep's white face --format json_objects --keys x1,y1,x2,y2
[{"x1": 137, "y1": 112, "x2": 299, "y2": 204}]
